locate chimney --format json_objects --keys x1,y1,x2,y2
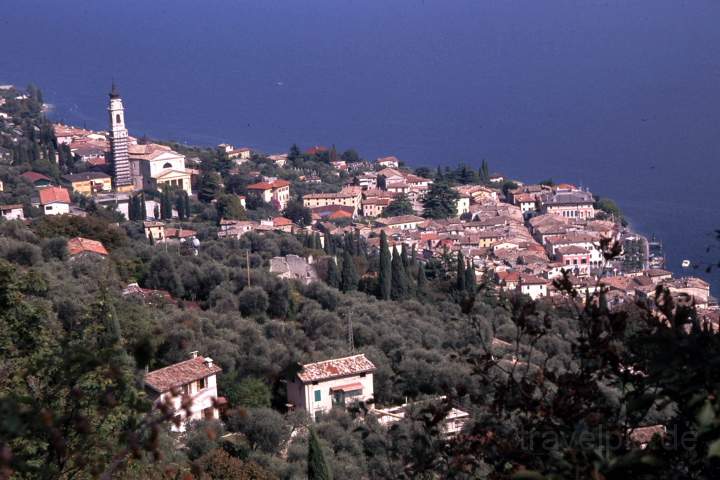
[
  {"x1": 204, "y1": 357, "x2": 214, "y2": 368},
  {"x1": 189, "y1": 351, "x2": 198, "y2": 359}
]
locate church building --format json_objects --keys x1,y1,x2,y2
[{"x1": 128, "y1": 143, "x2": 192, "y2": 195}]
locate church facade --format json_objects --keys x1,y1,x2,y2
[{"x1": 129, "y1": 143, "x2": 192, "y2": 195}]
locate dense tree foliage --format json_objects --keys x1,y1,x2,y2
[
  {"x1": 422, "y1": 182, "x2": 460, "y2": 219},
  {"x1": 382, "y1": 194, "x2": 413, "y2": 217}
]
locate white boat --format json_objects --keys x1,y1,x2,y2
[{"x1": 681, "y1": 259, "x2": 691, "y2": 268}]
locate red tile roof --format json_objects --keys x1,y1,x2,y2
[
  {"x1": 67, "y1": 237, "x2": 108, "y2": 256},
  {"x1": 328, "y1": 210, "x2": 353, "y2": 220},
  {"x1": 0, "y1": 204, "x2": 23, "y2": 210},
  {"x1": 21, "y1": 171, "x2": 52, "y2": 183},
  {"x1": 247, "y1": 179, "x2": 291, "y2": 190},
  {"x1": 297, "y1": 354, "x2": 375, "y2": 383},
  {"x1": 273, "y1": 216, "x2": 293, "y2": 226},
  {"x1": 39, "y1": 187, "x2": 70, "y2": 205},
  {"x1": 306, "y1": 145, "x2": 329, "y2": 155},
  {"x1": 145, "y1": 356, "x2": 222, "y2": 393},
  {"x1": 164, "y1": 227, "x2": 196, "y2": 239}
]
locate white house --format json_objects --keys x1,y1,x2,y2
[
  {"x1": 517, "y1": 274, "x2": 548, "y2": 300},
  {"x1": 371, "y1": 398, "x2": 470, "y2": 437},
  {"x1": 0, "y1": 204, "x2": 24, "y2": 221},
  {"x1": 287, "y1": 354, "x2": 376, "y2": 421},
  {"x1": 375, "y1": 215, "x2": 425, "y2": 230},
  {"x1": 38, "y1": 187, "x2": 71, "y2": 216},
  {"x1": 144, "y1": 352, "x2": 224, "y2": 432}
]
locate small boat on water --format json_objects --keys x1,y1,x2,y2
[{"x1": 681, "y1": 259, "x2": 691, "y2": 268}]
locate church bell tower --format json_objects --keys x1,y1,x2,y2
[{"x1": 108, "y1": 82, "x2": 133, "y2": 191}]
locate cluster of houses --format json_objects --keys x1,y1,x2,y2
[
  {"x1": 147, "y1": 350, "x2": 469, "y2": 436},
  {"x1": 218, "y1": 164, "x2": 717, "y2": 325}
]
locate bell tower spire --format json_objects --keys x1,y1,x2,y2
[{"x1": 108, "y1": 82, "x2": 132, "y2": 191}]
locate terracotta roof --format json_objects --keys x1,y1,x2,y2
[
  {"x1": 297, "y1": 354, "x2": 376, "y2": 383},
  {"x1": 306, "y1": 145, "x2": 329, "y2": 155},
  {"x1": 273, "y1": 216, "x2": 293, "y2": 226},
  {"x1": 21, "y1": 171, "x2": 52, "y2": 183},
  {"x1": 86, "y1": 157, "x2": 108, "y2": 167},
  {"x1": 247, "y1": 179, "x2": 290, "y2": 190},
  {"x1": 0, "y1": 204, "x2": 23, "y2": 210},
  {"x1": 145, "y1": 356, "x2": 222, "y2": 393},
  {"x1": 556, "y1": 246, "x2": 590, "y2": 256},
  {"x1": 519, "y1": 274, "x2": 547, "y2": 285},
  {"x1": 39, "y1": 187, "x2": 70, "y2": 205},
  {"x1": 328, "y1": 210, "x2": 353, "y2": 220},
  {"x1": 67, "y1": 237, "x2": 109, "y2": 256},
  {"x1": 165, "y1": 227, "x2": 196, "y2": 239}
]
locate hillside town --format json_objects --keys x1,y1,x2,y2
[
  {"x1": 2, "y1": 85, "x2": 713, "y2": 314},
  {"x1": 1, "y1": 83, "x2": 718, "y2": 478}
]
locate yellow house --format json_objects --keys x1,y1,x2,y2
[
  {"x1": 62, "y1": 172, "x2": 113, "y2": 195},
  {"x1": 303, "y1": 186, "x2": 363, "y2": 215}
]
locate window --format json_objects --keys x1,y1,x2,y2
[
  {"x1": 581, "y1": 259, "x2": 587, "y2": 264},
  {"x1": 182, "y1": 383, "x2": 191, "y2": 395},
  {"x1": 198, "y1": 377, "x2": 207, "y2": 390},
  {"x1": 163, "y1": 162, "x2": 172, "y2": 169},
  {"x1": 116, "y1": 114, "x2": 121, "y2": 124},
  {"x1": 314, "y1": 390, "x2": 322, "y2": 402}
]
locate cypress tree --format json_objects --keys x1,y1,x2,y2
[
  {"x1": 308, "y1": 429, "x2": 332, "y2": 480},
  {"x1": 391, "y1": 246, "x2": 408, "y2": 300},
  {"x1": 140, "y1": 193, "x2": 147, "y2": 220},
  {"x1": 324, "y1": 233, "x2": 332, "y2": 254},
  {"x1": 340, "y1": 250, "x2": 359, "y2": 292},
  {"x1": 175, "y1": 192, "x2": 185, "y2": 220},
  {"x1": 128, "y1": 196, "x2": 136, "y2": 221},
  {"x1": 344, "y1": 234, "x2": 353, "y2": 254},
  {"x1": 416, "y1": 263, "x2": 426, "y2": 294},
  {"x1": 464, "y1": 261, "x2": 476, "y2": 293},
  {"x1": 183, "y1": 192, "x2": 191, "y2": 219},
  {"x1": 410, "y1": 244, "x2": 417, "y2": 267},
  {"x1": 378, "y1": 230, "x2": 391, "y2": 300},
  {"x1": 456, "y1": 252, "x2": 466, "y2": 291},
  {"x1": 326, "y1": 257, "x2": 340, "y2": 289},
  {"x1": 161, "y1": 191, "x2": 172, "y2": 219},
  {"x1": 400, "y1": 244, "x2": 409, "y2": 268}
]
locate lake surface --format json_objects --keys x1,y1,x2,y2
[{"x1": 3, "y1": 0, "x2": 719, "y2": 294}]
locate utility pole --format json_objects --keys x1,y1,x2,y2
[{"x1": 347, "y1": 309, "x2": 354, "y2": 353}]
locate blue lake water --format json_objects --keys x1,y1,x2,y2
[{"x1": 3, "y1": 0, "x2": 719, "y2": 294}]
